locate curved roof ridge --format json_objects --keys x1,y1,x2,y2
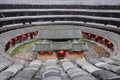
[{"x1": 0, "y1": 0, "x2": 120, "y2": 5}]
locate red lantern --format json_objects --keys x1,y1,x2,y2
[
  {"x1": 34, "y1": 32, "x2": 38, "y2": 35},
  {"x1": 95, "y1": 36, "x2": 99, "y2": 39},
  {"x1": 78, "y1": 51, "x2": 83, "y2": 54},
  {"x1": 108, "y1": 41, "x2": 112, "y2": 45},
  {"x1": 39, "y1": 51, "x2": 44, "y2": 55},
  {"x1": 48, "y1": 51, "x2": 53, "y2": 55},
  {"x1": 88, "y1": 33, "x2": 91, "y2": 37},
  {"x1": 59, "y1": 50, "x2": 65, "y2": 55},
  {"x1": 14, "y1": 37, "x2": 18, "y2": 41},
  {"x1": 22, "y1": 34, "x2": 26, "y2": 38},
  {"x1": 21, "y1": 34, "x2": 26, "y2": 39},
  {"x1": 9, "y1": 40, "x2": 13, "y2": 44},
  {"x1": 102, "y1": 38, "x2": 106, "y2": 41},
  {"x1": 69, "y1": 51, "x2": 74, "y2": 54},
  {"x1": 82, "y1": 32, "x2": 86, "y2": 36},
  {"x1": 27, "y1": 33, "x2": 31, "y2": 37}
]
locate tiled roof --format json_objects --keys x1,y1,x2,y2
[{"x1": 0, "y1": 0, "x2": 120, "y2": 5}]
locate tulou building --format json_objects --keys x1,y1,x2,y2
[{"x1": 0, "y1": 0, "x2": 120, "y2": 80}]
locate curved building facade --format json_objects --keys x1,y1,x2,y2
[{"x1": 0, "y1": 0, "x2": 120, "y2": 80}]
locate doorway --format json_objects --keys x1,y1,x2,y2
[{"x1": 56, "y1": 50, "x2": 66, "y2": 60}]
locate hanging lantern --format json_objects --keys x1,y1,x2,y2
[
  {"x1": 88, "y1": 33, "x2": 91, "y2": 37},
  {"x1": 82, "y1": 32, "x2": 86, "y2": 36},
  {"x1": 59, "y1": 50, "x2": 65, "y2": 55},
  {"x1": 102, "y1": 38, "x2": 106, "y2": 41},
  {"x1": 108, "y1": 41, "x2": 112, "y2": 45},
  {"x1": 9, "y1": 40, "x2": 13, "y2": 44},
  {"x1": 14, "y1": 37, "x2": 18, "y2": 41},
  {"x1": 27, "y1": 33, "x2": 31, "y2": 37},
  {"x1": 39, "y1": 51, "x2": 44, "y2": 55},
  {"x1": 34, "y1": 32, "x2": 38, "y2": 35},
  {"x1": 95, "y1": 35, "x2": 99, "y2": 39},
  {"x1": 22, "y1": 34, "x2": 26, "y2": 38},
  {"x1": 48, "y1": 51, "x2": 53, "y2": 55},
  {"x1": 21, "y1": 34, "x2": 26, "y2": 39},
  {"x1": 78, "y1": 51, "x2": 83, "y2": 54}
]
